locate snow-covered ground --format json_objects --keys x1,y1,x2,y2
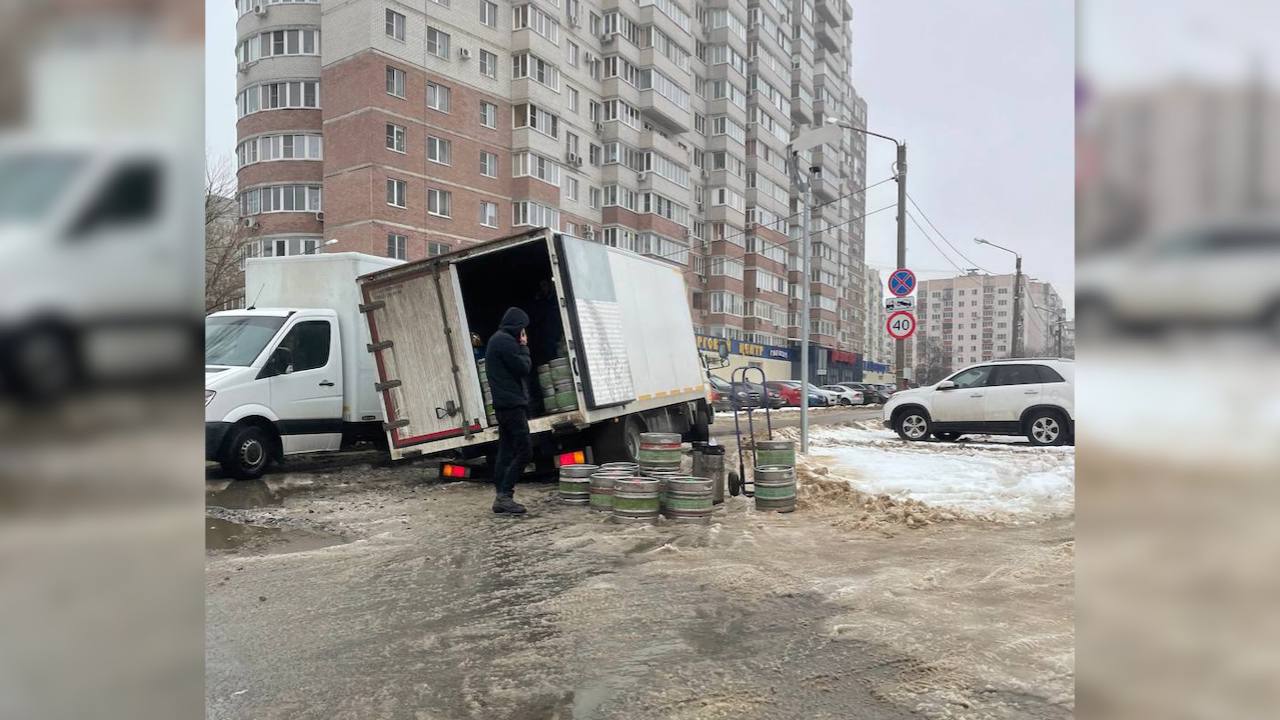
[{"x1": 802, "y1": 423, "x2": 1075, "y2": 517}]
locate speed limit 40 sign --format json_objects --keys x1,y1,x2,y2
[{"x1": 886, "y1": 310, "x2": 917, "y2": 340}]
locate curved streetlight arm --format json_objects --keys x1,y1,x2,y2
[
  {"x1": 833, "y1": 123, "x2": 903, "y2": 148},
  {"x1": 974, "y1": 237, "x2": 1020, "y2": 258}
]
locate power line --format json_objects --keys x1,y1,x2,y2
[
  {"x1": 645, "y1": 176, "x2": 897, "y2": 262},
  {"x1": 905, "y1": 192, "x2": 992, "y2": 273},
  {"x1": 906, "y1": 210, "x2": 967, "y2": 272}
]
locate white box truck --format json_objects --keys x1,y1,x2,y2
[
  {"x1": 358, "y1": 228, "x2": 712, "y2": 465},
  {"x1": 204, "y1": 253, "x2": 402, "y2": 478}
]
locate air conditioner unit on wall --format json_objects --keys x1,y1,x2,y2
[
  {"x1": 458, "y1": 47, "x2": 472, "y2": 60},
  {"x1": 254, "y1": 4, "x2": 266, "y2": 16},
  {"x1": 242, "y1": 217, "x2": 258, "y2": 228},
  {"x1": 315, "y1": 211, "x2": 325, "y2": 222},
  {"x1": 566, "y1": 152, "x2": 579, "y2": 164}
]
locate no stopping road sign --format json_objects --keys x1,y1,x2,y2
[{"x1": 888, "y1": 268, "x2": 916, "y2": 297}]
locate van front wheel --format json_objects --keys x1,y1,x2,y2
[{"x1": 221, "y1": 424, "x2": 273, "y2": 480}]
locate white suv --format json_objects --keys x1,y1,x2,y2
[{"x1": 883, "y1": 359, "x2": 1075, "y2": 446}]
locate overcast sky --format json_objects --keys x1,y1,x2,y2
[
  {"x1": 206, "y1": 0, "x2": 236, "y2": 173},
  {"x1": 853, "y1": 0, "x2": 1075, "y2": 315}
]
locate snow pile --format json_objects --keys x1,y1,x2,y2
[{"x1": 776, "y1": 423, "x2": 1074, "y2": 520}]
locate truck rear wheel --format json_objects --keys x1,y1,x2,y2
[
  {"x1": 592, "y1": 415, "x2": 644, "y2": 464},
  {"x1": 221, "y1": 424, "x2": 273, "y2": 480}
]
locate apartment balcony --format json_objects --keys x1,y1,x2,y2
[
  {"x1": 816, "y1": 0, "x2": 841, "y2": 25},
  {"x1": 815, "y1": 21, "x2": 841, "y2": 53},
  {"x1": 790, "y1": 90, "x2": 813, "y2": 125},
  {"x1": 638, "y1": 89, "x2": 691, "y2": 133}
]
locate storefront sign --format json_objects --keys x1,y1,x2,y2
[{"x1": 696, "y1": 335, "x2": 794, "y2": 362}]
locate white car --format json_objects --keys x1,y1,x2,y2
[
  {"x1": 883, "y1": 359, "x2": 1075, "y2": 446},
  {"x1": 821, "y1": 385, "x2": 864, "y2": 406},
  {"x1": 1076, "y1": 217, "x2": 1280, "y2": 334}
]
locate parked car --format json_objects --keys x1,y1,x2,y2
[
  {"x1": 822, "y1": 385, "x2": 864, "y2": 405},
  {"x1": 767, "y1": 380, "x2": 831, "y2": 407},
  {"x1": 707, "y1": 375, "x2": 738, "y2": 412},
  {"x1": 837, "y1": 382, "x2": 882, "y2": 404},
  {"x1": 1076, "y1": 217, "x2": 1280, "y2": 336},
  {"x1": 710, "y1": 376, "x2": 782, "y2": 410},
  {"x1": 882, "y1": 359, "x2": 1075, "y2": 446}
]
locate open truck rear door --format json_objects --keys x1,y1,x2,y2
[
  {"x1": 555, "y1": 234, "x2": 638, "y2": 410},
  {"x1": 358, "y1": 263, "x2": 484, "y2": 460}
]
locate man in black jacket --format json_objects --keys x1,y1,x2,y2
[{"x1": 484, "y1": 307, "x2": 533, "y2": 514}]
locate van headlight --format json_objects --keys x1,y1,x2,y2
[{"x1": 205, "y1": 389, "x2": 216, "y2": 406}]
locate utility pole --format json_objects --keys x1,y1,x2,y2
[
  {"x1": 1054, "y1": 308, "x2": 1065, "y2": 357},
  {"x1": 798, "y1": 165, "x2": 808, "y2": 450},
  {"x1": 894, "y1": 142, "x2": 907, "y2": 388},
  {"x1": 974, "y1": 237, "x2": 1023, "y2": 358},
  {"x1": 1011, "y1": 255, "x2": 1023, "y2": 357}
]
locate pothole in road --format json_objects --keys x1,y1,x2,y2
[{"x1": 206, "y1": 517, "x2": 346, "y2": 555}]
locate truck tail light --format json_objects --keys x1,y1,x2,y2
[
  {"x1": 554, "y1": 450, "x2": 586, "y2": 467},
  {"x1": 441, "y1": 463, "x2": 470, "y2": 478}
]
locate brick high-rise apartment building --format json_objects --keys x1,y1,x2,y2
[
  {"x1": 232, "y1": 0, "x2": 868, "y2": 369},
  {"x1": 907, "y1": 271, "x2": 1064, "y2": 376}
]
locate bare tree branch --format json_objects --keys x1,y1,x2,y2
[{"x1": 205, "y1": 156, "x2": 246, "y2": 313}]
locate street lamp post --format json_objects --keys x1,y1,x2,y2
[
  {"x1": 822, "y1": 120, "x2": 907, "y2": 389},
  {"x1": 974, "y1": 238, "x2": 1023, "y2": 357},
  {"x1": 790, "y1": 120, "x2": 906, "y2": 453}
]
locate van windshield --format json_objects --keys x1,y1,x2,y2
[
  {"x1": 0, "y1": 151, "x2": 87, "y2": 224},
  {"x1": 206, "y1": 315, "x2": 287, "y2": 367}
]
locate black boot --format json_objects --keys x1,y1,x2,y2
[{"x1": 492, "y1": 495, "x2": 527, "y2": 514}]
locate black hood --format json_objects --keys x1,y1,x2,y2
[{"x1": 499, "y1": 307, "x2": 529, "y2": 333}]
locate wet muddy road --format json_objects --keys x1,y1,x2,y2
[{"x1": 206, "y1": 464, "x2": 1072, "y2": 720}]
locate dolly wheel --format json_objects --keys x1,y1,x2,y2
[{"x1": 728, "y1": 470, "x2": 742, "y2": 497}]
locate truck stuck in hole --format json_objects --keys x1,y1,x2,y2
[{"x1": 205, "y1": 228, "x2": 713, "y2": 479}]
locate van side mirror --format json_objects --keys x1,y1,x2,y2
[
  {"x1": 937, "y1": 380, "x2": 956, "y2": 390},
  {"x1": 262, "y1": 347, "x2": 293, "y2": 377}
]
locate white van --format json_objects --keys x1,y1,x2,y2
[{"x1": 205, "y1": 253, "x2": 401, "y2": 478}]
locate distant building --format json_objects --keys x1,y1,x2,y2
[
  {"x1": 1079, "y1": 77, "x2": 1280, "y2": 255},
  {"x1": 907, "y1": 271, "x2": 1062, "y2": 376}
]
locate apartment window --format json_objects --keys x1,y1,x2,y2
[
  {"x1": 512, "y1": 52, "x2": 560, "y2": 90},
  {"x1": 480, "y1": 101, "x2": 497, "y2": 128},
  {"x1": 387, "y1": 233, "x2": 407, "y2": 259},
  {"x1": 429, "y1": 242, "x2": 451, "y2": 256},
  {"x1": 427, "y1": 188, "x2": 452, "y2": 217},
  {"x1": 427, "y1": 136, "x2": 452, "y2": 165},
  {"x1": 567, "y1": 41, "x2": 579, "y2": 67},
  {"x1": 426, "y1": 27, "x2": 451, "y2": 59},
  {"x1": 568, "y1": 86, "x2": 579, "y2": 112},
  {"x1": 385, "y1": 9, "x2": 405, "y2": 41},
  {"x1": 480, "y1": 0, "x2": 497, "y2": 26},
  {"x1": 564, "y1": 176, "x2": 579, "y2": 201},
  {"x1": 427, "y1": 82, "x2": 451, "y2": 112},
  {"x1": 386, "y1": 66, "x2": 406, "y2": 98},
  {"x1": 480, "y1": 201, "x2": 499, "y2": 227},
  {"x1": 588, "y1": 186, "x2": 601, "y2": 209},
  {"x1": 385, "y1": 123, "x2": 406, "y2": 153},
  {"x1": 479, "y1": 49, "x2": 497, "y2": 78},
  {"x1": 386, "y1": 178, "x2": 407, "y2": 207},
  {"x1": 480, "y1": 151, "x2": 498, "y2": 177}
]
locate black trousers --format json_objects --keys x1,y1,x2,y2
[{"x1": 492, "y1": 407, "x2": 531, "y2": 498}]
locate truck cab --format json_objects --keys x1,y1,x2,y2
[
  {"x1": 204, "y1": 252, "x2": 400, "y2": 479},
  {"x1": 205, "y1": 308, "x2": 346, "y2": 478}
]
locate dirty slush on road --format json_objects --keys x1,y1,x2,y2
[{"x1": 206, "y1": 436, "x2": 1073, "y2": 720}]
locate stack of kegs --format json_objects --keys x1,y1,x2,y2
[
  {"x1": 477, "y1": 359, "x2": 497, "y2": 426},
  {"x1": 753, "y1": 438, "x2": 796, "y2": 513},
  {"x1": 535, "y1": 353, "x2": 577, "y2": 415}
]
